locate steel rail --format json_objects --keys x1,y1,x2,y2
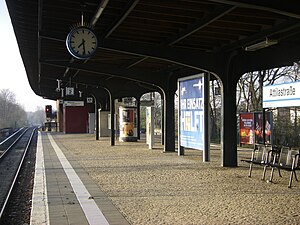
[
  {"x1": 0, "y1": 127, "x2": 36, "y2": 220},
  {"x1": 0, "y1": 128, "x2": 24, "y2": 146},
  {"x1": 0, "y1": 128, "x2": 28, "y2": 160}
]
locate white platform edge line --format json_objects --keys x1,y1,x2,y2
[
  {"x1": 47, "y1": 133, "x2": 110, "y2": 225},
  {"x1": 30, "y1": 131, "x2": 49, "y2": 225}
]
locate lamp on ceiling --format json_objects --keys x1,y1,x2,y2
[{"x1": 245, "y1": 38, "x2": 278, "y2": 51}]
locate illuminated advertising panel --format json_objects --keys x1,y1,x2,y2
[
  {"x1": 239, "y1": 112, "x2": 272, "y2": 145},
  {"x1": 178, "y1": 75, "x2": 205, "y2": 150},
  {"x1": 239, "y1": 113, "x2": 254, "y2": 145},
  {"x1": 254, "y1": 112, "x2": 272, "y2": 144}
]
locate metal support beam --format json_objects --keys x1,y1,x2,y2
[
  {"x1": 100, "y1": 39, "x2": 216, "y2": 74},
  {"x1": 110, "y1": 95, "x2": 115, "y2": 146},
  {"x1": 125, "y1": 57, "x2": 149, "y2": 69},
  {"x1": 221, "y1": 75, "x2": 238, "y2": 167},
  {"x1": 164, "y1": 5, "x2": 236, "y2": 46},
  {"x1": 94, "y1": 96, "x2": 99, "y2": 140},
  {"x1": 137, "y1": 99, "x2": 141, "y2": 140},
  {"x1": 207, "y1": 0, "x2": 300, "y2": 19},
  {"x1": 40, "y1": 60, "x2": 166, "y2": 89},
  {"x1": 103, "y1": 0, "x2": 139, "y2": 38},
  {"x1": 133, "y1": 5, "x2": 235, "y2": 70},
  {"x1": 161, "y1": 95, "x2": 164, "y2": 145},
  {"x1": 91, "y1": 0, "x2": 110, "y2": 26},
  {"x1": 163, "y1": 78, "x2": 177, "y2": 152},
  {"x1": 204, "y1": 73, "x2": 210, "y2": 162}
]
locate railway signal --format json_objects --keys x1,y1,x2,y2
[{"x1": 45, "y1": 105, "x2": 52, "y2": 118}]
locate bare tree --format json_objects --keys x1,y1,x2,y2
[
  {"x1": 234, "y1": 63, "x2": 300, "y2": 146},
  {"x1": 236, "y1": 66, "x2": 294, "y2": 113},
  {"x1": 140, "y1": 92, "x2": 162, "y2": 131},
  {"x1": 0, "y1": 89, "x2": 27, "y2": 128},
  {"x1": 27, "y1": 106, "x2": 46, "y2": 126}
]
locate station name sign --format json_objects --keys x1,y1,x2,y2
[
  {"x1": 269, "y1": 85, "x2": 295, "y2": 97},
  {"x1": 263, "y1": 81, "x2": 300, "y2": 108},
  {"x1": 64, "y1": 101, "x2": 84, "y2": 107}
]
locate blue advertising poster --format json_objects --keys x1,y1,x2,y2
[{"x1": 179, "y1": 75, "x2": 205, "y2": 150}]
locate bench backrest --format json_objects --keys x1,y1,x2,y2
[
  {"x1": 278, "y1": 146, "x2": 289, "y2": 166},
  {"x1": 278, "y1": 147, "x2": 299, "y2": 167},
  {"x1": 289, "y1": 148, "x2": 300, "y2": 168},
  {"x1": 254, "y1": 144, "x2": 267, "y2": 163},
  {"x1": 265, "y1": 144, "x2": 276, "y2": 163}
]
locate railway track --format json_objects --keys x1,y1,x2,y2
[
  {"x1": 0, "y1": 127, "x2": 37, "y2": 223},
  {"x1": 0, "y1": 128, "x2": 25, "y2": 156}
]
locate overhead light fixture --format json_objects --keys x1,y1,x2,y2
[{"x1": 245, "y1": 38, "x2": 278, "y2": 51}]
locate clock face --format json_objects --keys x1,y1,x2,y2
[{"x1": 66, "y1": 26, "x2": 98, "y2": 59}]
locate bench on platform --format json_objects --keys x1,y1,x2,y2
[
  {"x1": 269, "y1": 147, "x2": 300, "y2": 188},
  {"x1": 241, "y1": 144, "x2": 278, "y2": 180}
]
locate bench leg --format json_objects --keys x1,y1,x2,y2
[
  {"x1": 294, "y1": 171, "x2": 298, "y2": 182},
  {"x1": 262, "y1": 166, "x2": 267, "y2": 180},
  {"x1": 269, "y1": 167, "x2": 275, "y2": 182},
  {"x1": 278, "y1": 168, "x2": 282, "y2": 177},
  {"x1": 248, "y1": 163, "x2": 253, "y2": 177},
  {"x1": 288, "y1": 171, "x2": 294, "y2": 188}
]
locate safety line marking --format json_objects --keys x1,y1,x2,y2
[
  {"x1": 30, "y1": 132, "x2": 49, "y2": 225},
  {"x1": 47, "y1": 133, "x2": 109, "y2": 225}
]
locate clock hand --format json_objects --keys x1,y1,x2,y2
[
  {"x1": 77, "y1": 39, "x2": 85, "y2": 48},
  {"x1": 77, "y1": 40, "x2": 84, "y2": 48},
  {"x1": 82, "y1": 40, "x2": 86, "y2": 55}
]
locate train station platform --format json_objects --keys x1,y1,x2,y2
[
  {"x1": 30, "y1": 132, "x2": 130, "y2": 225},
  {"x1": 31, "y1": 132, "x2": 300, "y2": 225}
]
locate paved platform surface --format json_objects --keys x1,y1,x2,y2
[
  {"x1": 30, "y1": 132, "x2": 130, "y2": 225},
  {"x1": 31, "y1": 132, "x2": 300, "y2": 225}
]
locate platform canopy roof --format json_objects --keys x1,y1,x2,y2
[{"x1": 5, "y1": 0, "x2": 300, "y2": 100}]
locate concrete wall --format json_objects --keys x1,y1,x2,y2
[
  {"x1": 99, "y1": 110, "x2": 110, "y2": 137},
  {"x1": 88, "y1": 113, "x2": 95, "y2": 134}
]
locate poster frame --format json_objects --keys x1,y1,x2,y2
[{"x1": 178, "y1": 73, "x2": 210, "y2": 162}]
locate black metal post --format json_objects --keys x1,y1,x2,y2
[
  {"x1": 137, "y1": 99, "x2": 141, "y2": 140},
  {"x1": 262, "y1": 108, "x2": 266, "y2": 145},
  {"x1": 163, "y1": 90, "x2": 175, "y2": 152},
  {"x1": 95, "y1": 97, "x2": 99, "y2": 140}
]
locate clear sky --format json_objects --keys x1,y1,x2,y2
[{"x1": 0, "y1": 0, "x2": 56, "y2": 112}]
